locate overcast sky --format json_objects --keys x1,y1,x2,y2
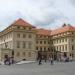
[{"x1": 0, "y1": 0, "x2": 75, "y2": 30}]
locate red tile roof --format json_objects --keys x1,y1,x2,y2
[
  {"x1": 1, "y1": 18, "x2": 75, "y2": 36},
  {"x1": 51, "y1": 24, "x2": 75, "y2": 35},
  {"x1": 11, "y1": 18, "x2": 35, "y2": 28},
  {"x1": 36, "y1": 29, "x2": 51, "y2": 36}
]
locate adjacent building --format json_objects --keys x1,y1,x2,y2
[{"x1": 0, "y1": 19, "x2": 75, "y2": 62}]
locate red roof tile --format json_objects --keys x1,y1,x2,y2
[
  {"x1": 51, "y1": 24, "x2": 75, "y2": 35},
  {"x1": 11, "y1": 18, "x2": 35, "y2": 27},
  {"x1": 36, "y1": 29, "x2": 51, "y2": 36}
]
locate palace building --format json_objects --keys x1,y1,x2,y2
[{"x1": 0, "y1": 18, "x2": 75, "y2": 62}]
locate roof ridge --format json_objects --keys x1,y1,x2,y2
[{"x1": 10, "y1": 18, "x2": 36, "y2": 28}]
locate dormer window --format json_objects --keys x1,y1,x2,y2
[
  {"x1": 29, "y1": 27, "x2": 32, "y2": 30},
  {"x1": 72, "y1": 32, "x2": 74, "y2": 34},
  {"x1": 17, "y1": 26, "x2": 20, "y2": 29},
  {"x1": 23, "y1": 27, "x2": 26, "y2": 29}
]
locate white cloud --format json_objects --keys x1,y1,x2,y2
[{"x1": 0, "y1": 0, "x2": 75, "y2": 30}]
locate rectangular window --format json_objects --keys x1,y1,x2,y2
[
  {"x1": 57, "y1": 40, "x2": 58, "y2": 43},
  {"x1": 23, "y1": 34, "x2": 26, "y2": 38},
  {"x1": 23, "y1": 52, "x2": 26, "y2": 56},
  {"x1": 36, "y1": 47, "x2": 38, "y2": 50},
  {"x1": 29, "y1": 27, "x2": 32, "y2": 30},
  {"x1": 17, "y1": 52, "x2": 20, "y2": 57},
  {"x1": 28, "y1": 52, "x2": 31, "y2": 57},
  {"x1": 28, "y1": 42, "x2": 32, "y2": 49},
  {"x1": 72, "y1": 45, "x2": 74, "y2": 50},
  {"x1": 62, "y1": 39, "x2": 64, "y2": 42},
  {"x1": 44, "y1": 47, "x2": 46, "y2": 51},
  {"x1": 65, "y1": 38, "x2": 67, "y2": 42},
  {"x1": 57, "y1": 46, "x2": 58, "y2": 51},
  {"x1": 48, "y1": 41, "x2": 50, "y2": 44},
  {"x1": 44, "y1": 41, "x2": 46, "y2": 44},
  {"x1": 17, "y1": 34, "x2": 20, "y2": 38},
  {"x1": 59, "y1": 46, "x2": 61, "y2": 51},
  {"x1": 17, "y1": 41, "x2": 20, "y2": 48},
  {"x1": 65, "y1": 45, "x2": 67, "y2": 51},
  {"x1": 40, "y1": 47, "x2": 42, "y2": 51},
  {"x1": 17, "y1": 26, "x2": 20, "y2": 29},
  {"x1": 36, "y1": 41, "x2": 38, "y2": 44},
  {"x1": 60, "y1": 39, "x2": 61, "y2": 43},
  {"x1": 40, "y1": 41, "x2": 42, "y2": 44},
  {"x1": 23, "y1": 41, "x2": 26, "y2": 48},
  {"x1": 72, "y1": 39, "x2": 74, "y2": 42},
  {"x1": 62, "y1": 45, "x2": 64, "y2": 51},
  {"x1": 28, "y1": 34, "x2": 32, "y2": 38}
]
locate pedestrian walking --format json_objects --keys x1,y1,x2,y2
[
  {"x1": 50, "y1": 58, "x2": 54, "y2": 65},
  {"x1": 38, "y1": 58, "x2": 42, "y2": 65},
  {"x1": 48, "y1": 56, "x2": 51, "y2": 62},
  {"x1": 44, "y1": 55, "x2": 47, "y2": 63}
]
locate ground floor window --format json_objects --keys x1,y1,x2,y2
[
  {"x1": 23, "y1": 52, "x2": 26, "y2": 56},
  {"x1": 28, "y1": 52, "x2": 31, "y2": 57},
  {"x1": 17, "y1": 52, "x2": 20, "y2": 57}
]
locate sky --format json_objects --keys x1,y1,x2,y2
[{"x1": 0, "y1": 0, "x2": 75, "y2": 31}]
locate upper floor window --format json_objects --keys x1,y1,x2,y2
[
  {"x1": 48, "y1": 48, "x2": 50, "y2": 51},
  {"x1": 48, "y1": 41, "x2": 50, "y2": 44},
  {"x1": 40, "y1": 47, "x2": 42, "y2": 51},
  {"x1": 57, "y1": 40, "x2": 58, "y2": 43},
  {"x1": 28, "y1": 34, "x2": 32, "y2": 38},
  {"x1": 23, "y1": 52, "x2": 26, "y2": 56},
  {"x1": 44, "y1": 47, "x2": 46, "y2": 51},
  {"x1": 17, "y1": 41, "x2": 20, "y2": 48},
  {"x1": 65, "y1": 38, "x2": 67, "y2": 42},
  {"x1": 62, "y1": 39, "x2": 64, "y2": 42},
  {"x1": 17, "y1": 34, "x2": 20, "y2": 38},
  {"x1": 44, "y1": 41, "x2": 46, "y2": 44},
  {"x1": 17, "y1": 52, "x2": 20, "y2": 57},
  {"x1": 72, "y1": 45, "x2": 74, "y2": 50},
  {"x1": 36, "y1": 41, "x2": 38, "y2": 44},
  {"x1": 59, "y1": 39, "x2": 61, "y2": 43},
  {"x1": 28, "y1": 52, "x2": 31, "y2": 57},
  {"x1": 40, "y1": 41, "x2": 42, "y2": 44},
  {"x1": 36, "y1": 47, "x2": 38, "y2": 50},
  {"x1": 23, "y1": 41, "x2": 26, "y2": 48},
  {"x1": 28, "y1": 42, "x2": 32, "y2": 49},
  {"x1": 65, "y1": 45, "x2": 67, "y2": 51},
  {"x1": 72, "y1": 39, "x2": 74, "y2": 42},
  {"x1": 23, "y1": 34, "x2": 26, "y2": 38}
]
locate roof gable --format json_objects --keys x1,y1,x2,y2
[{"x1": 11, "y1": 18, "x2": 35, "y2": 27}]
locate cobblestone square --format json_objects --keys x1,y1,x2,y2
[{"x1": 0, "y1": 61, "x2": 75, "y2": 75}]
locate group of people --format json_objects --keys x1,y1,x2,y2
[
  {"x1": 4, "y1": 56, "x2": 14, "y2": 65},
  {"x1": 38, "y1": 55, "x2": 54, "y2": 65}
]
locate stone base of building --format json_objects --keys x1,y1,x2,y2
[{"x1": 0, "y1": 48, "x2": 37, "y2": 62}]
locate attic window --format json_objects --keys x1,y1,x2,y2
[
  {"x1": 29, "y1": 27, "x2": 32, "y2": 30},
  {"x1": 23, "y1": 27, "x2": 26, "y2": 29},
  {"x1": 72, "y1": 32, "x2": 74, "y2": 34},
  {"x1": 17, "y1": 26, "x2": 20, "y2": 29}
]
